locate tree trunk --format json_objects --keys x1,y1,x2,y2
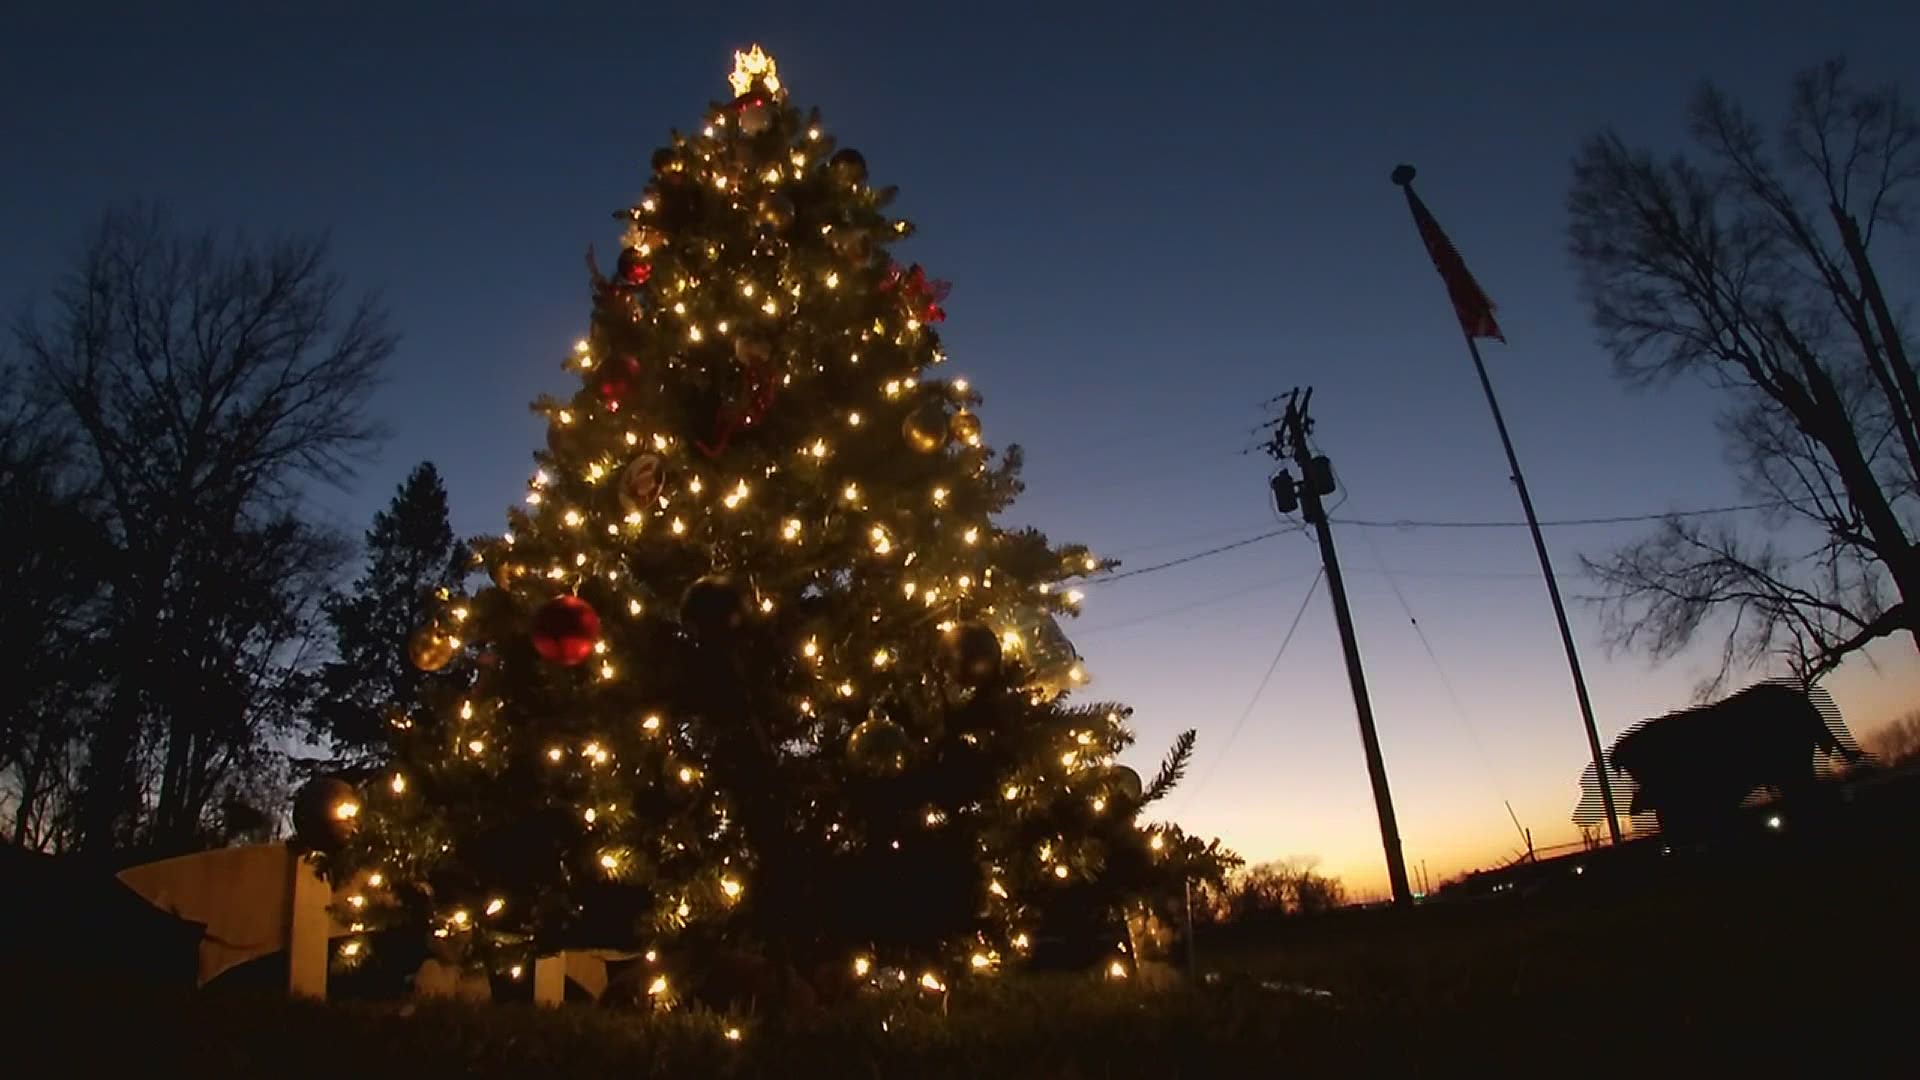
[
  {"x1": 1833, "y1": 207, "x2": 1920, "y2": 456},
  {"x1": 79, "y1": 680, "x2": 145, "y2": 852},
  {"x1": 1769, "y1": 313, "x2": 1920, "y2": 665},
  {"x1": 12, "y1": 722, "x2": 50, "y2": 847},
  {"x1": 154, "y1": 713, "x2": 193, "y2": 846}
]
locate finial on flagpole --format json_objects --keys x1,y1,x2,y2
[{"x1": 1391, "y1": 164, "x2": 1417, "y2": 187}]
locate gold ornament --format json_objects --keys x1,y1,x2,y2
[
  {"x1": 409, "y1": 625, "x2": 455, "y2": 672},
  {"x1": 291, "y1": 777, "x2": 360, "y2": 853},
  {"x1": 829, "y1": 227, "x2": 872, "y2": 263},
  {"x1": 902, "y1": 403, "x2": 950, "y2": 454},
  {"x1": 848, "y1": 712, "x2": 910, "y2": 775},
  {"x1": 949, "y1": 409, "x2": 981, "y2": 446}
]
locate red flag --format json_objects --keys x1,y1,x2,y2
[{"x1": 1404, "y1": 186, "x2": 1505, "y2": 343}]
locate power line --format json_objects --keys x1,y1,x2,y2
[
  {"x1": 1103, "y1": 521, "x2": 1282, "y2": 559},
  {"x1": 1074, "y1": 500, "x2": 1785, "y2": 587},
  {"x1": 1175, "y1": 567, "x2": 1324, "y2": 814},
  {"x1": 1332, "y1": 501, "x2": 1787, "y2": 530},
  {"x1": 1355, "y1": 527, "x2": 1515, "y2": 815},
  {"x1": 1076, "y1": 528, "x2": 1297, "y2": 585},
  {"x1": 1070, "y1": 576, "x2": 1309, "y2": 637}
]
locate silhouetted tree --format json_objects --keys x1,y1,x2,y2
[
  {"x1": 13, "y1": 202, "x2": 395, "y2": 853},
  {"x1": 0, "y1": 368, "x2": 109, "y2": 849},
  {"x1": 1567, "y1": 58, "x2": 1920, "y2": 693},
  {"x1": 1193, "y1": 858, "x2": 1348, "y2": 926},
  {"x1": 307, "y1": 462, "x2": 470, "y2": 762}
]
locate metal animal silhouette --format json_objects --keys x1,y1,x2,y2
[{"x1": 1572, "y1": 679, "x2": 1865, "y2": 837}]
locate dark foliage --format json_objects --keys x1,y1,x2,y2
[{"x1": 306, "y1": 462, "x2": 470, "y2": 761}]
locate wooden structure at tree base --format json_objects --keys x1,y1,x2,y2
[
  {"x1": 107, "y1": 842, "x2": 1196, "y2": 1005},
  {"x1": 112, "y1": 842, "x2": 606, "y2": 1006},
  {"x1": 117, "y1": 843, "x2": 337, "y2": 997}
]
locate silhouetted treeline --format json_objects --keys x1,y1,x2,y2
[
  {"x1": 1864, "y1": 710, "x2": 1920, "y2": 770},
  {"x1": 0, "y1": 203, "x2": 461, "y2": 858},
  {"x1": 1191, "y1": 859, "x2": 1349, "y2": 927}
]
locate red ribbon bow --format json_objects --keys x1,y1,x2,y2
[
  {"x1": 696, "y1": 356, "x2": 780, "y2": 458},
  {"x1": 880, "y1": 261, "x2": 950, "y2": 323}
]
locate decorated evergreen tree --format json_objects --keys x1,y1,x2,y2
[{"x1": 310, "y1": 46, "x2": 1235, "y2": 1011}]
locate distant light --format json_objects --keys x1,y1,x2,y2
[{"x1": 1766, "y1": 814, "x2": 1783, "y2": 829}]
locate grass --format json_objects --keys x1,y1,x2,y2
[{"x1": 5, "y1": 784, "x2": 1914, "y2": 1077}]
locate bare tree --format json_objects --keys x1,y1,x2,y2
[
  {"x1": 0, "y1": 367, "x2": 109, "y2": 848},
  {"x1": 1567, "y1": 58, "x2": 1920, "y2": 695},
  {"x1": 13, "y1": 202, "x2": 395, "y2": 852}
]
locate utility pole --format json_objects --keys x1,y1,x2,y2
[{"x1": 1265, "y1": 388, "x2": 1413, "y2": 908}]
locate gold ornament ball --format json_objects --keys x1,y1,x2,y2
[
  {"x1": 901, "y1": 403, "x2": 950, "y2": 454},
  {"x1": 848, "y1": 712, "x2": 911, "y2": 775},
  {"x1": 291, "y1": 776, "x2": 360, "y2": 853},
  {"x1": 829, "y1": 227, "x2": 872, "y2": 264},
  {"x1": 941, "y1": 621, "x2": 1003, "y2": 686},
  {"x1": 829, "y1": 148, "x2": 868, "y2": 187},
  {"x1": 409, "y1": 625, "x2": 455, "y2": 672},
  {"x1": 949, "y1": 409, "x2": 981, "y2": 445}
]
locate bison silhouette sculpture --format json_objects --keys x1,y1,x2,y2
[{"x1": 1572, "y1": 679, "x2": 1868, "y2": 840}]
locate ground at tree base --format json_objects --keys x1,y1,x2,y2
[{"x1": 7, "y1": 786, "x2": 1911, "y2": 1079}]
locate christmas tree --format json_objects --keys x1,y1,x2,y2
[{"x1": 308, "y1": 45, "x2": 1235, "y2": 1010}]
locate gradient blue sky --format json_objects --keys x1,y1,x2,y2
[{"x1": 7, "y1": 2, "x2": 1919, "y2": 897}]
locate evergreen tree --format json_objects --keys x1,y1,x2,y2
[
  {"x1": 317, "y1": 47, "x2": 1234, "y2": 1011},
  {"x1": 309, "y1": 462, "x2": 470, "y2": 761}
]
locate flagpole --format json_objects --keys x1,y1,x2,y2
[{"x1": 1391, "y1": 164, "x2": 1625, "y2": 847}]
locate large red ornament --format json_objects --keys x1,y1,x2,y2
[
  {"x1": 617, "y1": 249, "x2": 653, "y2": 285},
  {"x1": 597, "y1": 355, "x2": 641, "y2": 407},
  {"x1": 531, "y1": 595, "x2": 601, "y2": 665}
]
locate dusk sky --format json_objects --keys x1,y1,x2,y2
[{"x1": 7, "y1": 2, "x2": 1919, "y2": 897}]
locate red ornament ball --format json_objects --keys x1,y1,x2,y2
[
  {"x1": 531, "y1": 595, "x2": 601, "y2": 665},
  {"x1": 617, "y1": 249, "x2": 652, "y2": 286},
  {"x1": 597, "y1": 355, "x2": 641, "y2": 405}
]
